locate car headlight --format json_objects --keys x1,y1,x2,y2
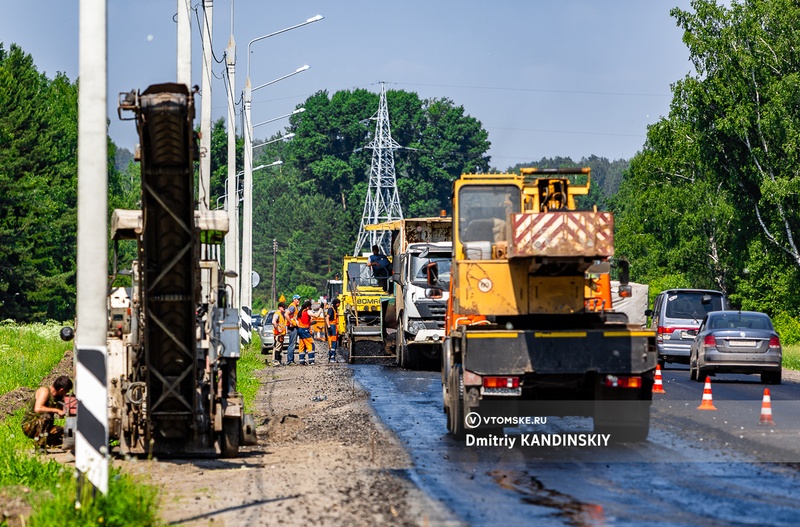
[{"x1": 408, "y1": 320, "x2": 428, "y2": 335}]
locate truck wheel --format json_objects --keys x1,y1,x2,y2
[
  {"x1": 397, "y1": 321, "x2": 408, "y2": 368},
  {"x1": 220, "y1": 418, "x2": 240, "y2": 458},
  {"x1": 441, "y1": 340, "x2": 451, "y2": 414},
  {"x1": 447, "y1": 364, "x2": 465, "y2": 439}
]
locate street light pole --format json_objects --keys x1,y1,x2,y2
[
  {"x1": 272, "y1": 238, "x2": 278, "y2": 309},
  {"x1": 224, "y1": 35, "x2": 238, "y2": 310},
  {"x1": 240, "y1": 157, "x2": 283, "y2": 342},
  {"x1": 199, "y1": 0, "x2": 213, "y2": 211},
  {"x1": 238, "y1": 14, "x2": 322, "y2": 343}
]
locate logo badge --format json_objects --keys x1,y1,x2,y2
[{"x1": 464, "y1": 412, "x2": 481, "y2": 429}]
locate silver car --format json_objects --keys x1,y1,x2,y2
[
  {"x1": 689, "y1": 311, "x2": 782, "y2": 384},
  {"x1": 647, "y1": 289, "x2": 728, "y2": 366},
  {"x1": 259, "y1": 310, "x2": 275, "y2": 354}
]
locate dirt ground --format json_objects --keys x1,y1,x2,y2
[{"x1": 13, "y1": 348, "x2": 457, "y2": 526}]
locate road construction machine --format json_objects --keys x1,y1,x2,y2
[
  {"x1": 336, "y1": 255, "x2": 395, "y2": 363},
  {"x1": 438, "y1": 167, "x2": 656, "y2": 441},
  {"x1": 65, "y1": 83, "x2": 256, "y2": 457},
  {"x1": 366, "y1": 217, "x2": 452, "y2": 370}
]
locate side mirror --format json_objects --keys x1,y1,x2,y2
[
  {"x1": 391, "y1": 272, "x2": 401, "y2": 284},
  {"x1": 687, "y1": 329, "x2": 698, "y2": 337},
  {"x1": 618, "y1": 284, "x2": 632, "y2": 298},
  {"x1": 645, "y1": 309, "x2": 653, "y2": 318},
  {"x1": 617, "y1": 259, "x2": 630, "y2": 285},
  {"x1": 426, "y1": 261, "x2": 439, "y2": 287}
]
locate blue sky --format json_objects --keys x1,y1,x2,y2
[{"x1": 0, "y1": 1, "x2": 697, "y2": 170}]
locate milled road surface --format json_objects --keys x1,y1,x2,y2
[{"x1": 355, "y1": 364, "x2": 800, "y2": 526}]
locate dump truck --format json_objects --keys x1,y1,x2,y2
[
  {"x1": 438, "y1": 168, "x2": 656, "y2": 441},
  {"x1": 366, "y1": 217, "x2": 452, "y2": 369}
]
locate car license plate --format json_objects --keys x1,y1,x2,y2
[{"x1": 729, "y1": 340, "x2": 756, "y2": 347}]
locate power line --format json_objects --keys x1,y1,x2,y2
[
  {"x1": 386, "y1": 81, "x2": 669, "y2": 98},
  {"x1": 487, "y1": 126, "x2": 645, "y2": 138}
]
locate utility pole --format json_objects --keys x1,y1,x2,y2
[
  {"x1": 224, "y1": 35, "x2": 239, "y2": 312},
  {"x1": 199, "y1": 0, "x2": 213, "y2": 211},
  {"x1": 272, "y1": 239, "x2": 277, "y2": 309},
  {"x1": 76, "y1": 0, "x2": 109, "y2": 501},
  {"x1": 354, "y1": 82, "x2": 403, "y2": 256},
  {"x1": 177, "y1": 0, "x2": 192, "y2": 88}
]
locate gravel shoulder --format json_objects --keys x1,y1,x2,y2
[{"x1": 122, "y1": 359, "x2": 459, "y2": 527}]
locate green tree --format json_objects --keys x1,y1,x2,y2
[
  {"x1": 0, "y1": 44, "x2": 79, "y2": 321},
  {"x1": 615, "y1": 0, "x2": 800, "y2": 314}
]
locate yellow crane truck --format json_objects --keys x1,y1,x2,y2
[{"x1": 436, "y1": 167, "x2": 656, "y2": 441}]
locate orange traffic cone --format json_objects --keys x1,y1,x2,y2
[
  {"x1": 758, "y1": 388, "x2": 774, "y2": 426},
  {"x1": 652, "y1": 364, "x2": 666, "y2": 394},
  {"x1": 697, "y1": 378, "x2": 717, "y2": 410}
]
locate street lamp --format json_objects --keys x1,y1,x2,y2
[
  {"x1": 253, "y1": 132, "x2": 296, "y2": 151},
  {"x1": 240, "y1": 158, "x2": 284, "y2": 335},
  {"x1": 246, "y1": 15, "x2": 323, "y2": 81},
  {"x1": 239, "y1": 15, "x2": 322, "y2": 342},
  {"x1": 253, "y1": 108, "x2": 305, "y2": 130}
]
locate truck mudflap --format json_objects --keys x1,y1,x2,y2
[{"x1": 462, "y1": 328, "x2": 656, "y2": 376}]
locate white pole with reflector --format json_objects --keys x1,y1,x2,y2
[{"x1": 76, "y1": 0, "x2": 109, "y2": 501}]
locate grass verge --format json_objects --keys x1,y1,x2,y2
[
  {"x1": 0, "y1": 322, "x2": 163, "y2": 526},
  {"x1": 0, "y1": 322, "x2": 73, "y2": 393},
  {"x1": 783, "y1": 343, "x2": 800, "y2": 371}
]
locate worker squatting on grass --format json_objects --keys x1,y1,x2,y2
[{"x1": 21, "y1": 375, "x2": 73, "y2": 447}]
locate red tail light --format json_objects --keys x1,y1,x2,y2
[
  {"x1": 604, "y1": 375, "x2": 642, "y2": 388},
  {"x1": 483, "y1": 376, "x2": 520, "y2": 389},
  {"x1": 769, "y1": 336, "x2": 781, "y2": 349},
  {"x1": 703, "y1": 334, "x2": 717, "y2": 348}
]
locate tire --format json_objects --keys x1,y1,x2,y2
[
  {"x1": 397, "y1": 321, "x2": 408, "y2": 368},
  {"x1": 441, "y1": 340, "x2": 451, "y2": 414},
  {"x1": 689, "y1": 354, "x2": 698, "y2": 381},
  {"x1": 658, "y1": 357, "x2": 665, "y2": 369},
  {"x1": 761, "y1": 371, "x2": 782, "y2": 385},
  {"x1": 220, "y1": 418, "x2": 240, "y2": 458},
  {"x1": 696, "y1": 368, "x2": 707, "y2": 383},
  {"x1": 447, "y1": 364, "x2": 465, "y2": 439}
]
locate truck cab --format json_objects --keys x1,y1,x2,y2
[{"x1": 395, "y1": 241, "x2": 452, "y2": 368}]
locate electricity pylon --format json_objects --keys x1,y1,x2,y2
[{"x1": 353, "y1": 82, "x2": 403, "y2": 256}]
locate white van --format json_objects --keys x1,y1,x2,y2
[{"x1": 646, "y1": 289, "x2": 728, "y2": 366}]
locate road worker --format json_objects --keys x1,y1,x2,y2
[
  {"x1": 21, "y1": 375, "x2": 73, "y2": 448},
  {"x1": 297, "y1": 300, "x2": 315, "y2": 365},
  {"x1": 326, "y1": 298, "x2": 341, "y2": 363},
  {"x1": 285, "y1": 294, "x2": 301, "y2": 365},
  {"x1": 272, "y1": 302, "x2": 288, "y2": 366}
]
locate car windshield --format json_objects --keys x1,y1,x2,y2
[
  {"x1": 410, "y1": 255, "x2": 451, "y2": 284},
  {"x1": 708, "y1": 313, "x2": 772, "y2": 330},
  {"x1": 347, "y1": 262, "x2": 379, "y2": 290},
  {"x1": 458, "y1": 185, "x2": 520, "y2": 243},
  {"x1": 665, "y1": 292, "x2": 724, "y2": 319}
]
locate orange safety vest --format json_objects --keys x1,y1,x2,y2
[
  {"x1": 273, "y1": 310, "x2": 287, "y2": 336},
  {"x1": 287, "y1": 303, "x2": 299, "y2": 327},
  {"x1": 327, "y1": 306, "x2": 338, "y2": 326}
]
